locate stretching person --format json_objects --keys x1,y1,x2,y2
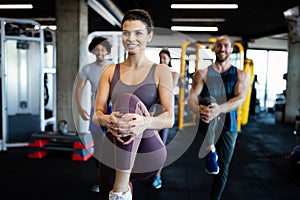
[
  {"x1": 188, "y1": 35, "x2": 248, "y2": 200},
  {"x1": 198, "y1": 96, "x2": 219, "y2": 174},
  {"x1": 152, "y1": 49, "x2": 179, "y2": 189},
  {"x1": 93, "y1": 9, "x2": 174, "y2": 200},
  {"x1": 75, "y1": 36, "x2": 111, "y2": 193}
]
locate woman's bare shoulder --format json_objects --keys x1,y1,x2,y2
[
  {"x1": 103, "y1": 63, "x2": 116, "y2": 74},
  {"x1": 156, "y1": 63, "x2": 172, "y2": 73}
]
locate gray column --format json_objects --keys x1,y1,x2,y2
[
  {"x1": 285, "y1": 42, "x2": 300, "y2": 123},
  {"x1": 56, "y1": 0, "x2": 88, "y2": 132}
]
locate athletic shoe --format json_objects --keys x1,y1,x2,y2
[
  {"x1": 205, "y1": 151, "x2": 220, "y2": 175},
  {"x1": 152, "y1": 175, "x2": 162, "y2": 189},
  {"x1": 90, "y1": 184, "x2": 100, "y2": 193},
  {"x1": 109, "y1": 185, "x2": 132, "y2": 200}
]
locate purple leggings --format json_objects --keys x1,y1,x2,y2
[{"x1": 98, "y1": 94, "x2": 167, "y2": 195}]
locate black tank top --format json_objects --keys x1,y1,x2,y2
[
  {"x1": 110, "y1": 63, "x2": 159, "y2": 110},
  {"x1": 200, "y1": 65, "x2": 238, "y2": 132}
]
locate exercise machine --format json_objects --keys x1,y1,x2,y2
[{"x1": 0, "y1": 18, "x2": 56, "y2": 151}]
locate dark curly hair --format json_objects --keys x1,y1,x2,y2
[{"x1": 88, "y1": 36, "x2": 112, "y2": 54}]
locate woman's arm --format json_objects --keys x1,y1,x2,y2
[
  {"x1": 172, "y1": 72, "x2": 180, "y2": 88},
  {"x1": 75, "y1": 78, "x2": 89, "y2": 120},
  {"x1": 92, "y1": 64, "x2": 123, "y2": 129},
  {"x1": 150, "y1": 64, "x2": 175, "y2": 129}
]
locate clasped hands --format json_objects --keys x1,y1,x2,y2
[
  {"x1": 106, "y1": 111, "x2": 149, "y2": 145},
  {"x1": 199, "y1": 103, "x2": 220, "y2": 123}
]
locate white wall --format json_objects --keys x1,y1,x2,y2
[
  {"x1": 248, "y1": 35, "x2": 288, "y2": 50},
  {"x1": 150, "y1": 31, "x2": 288, "y2": 51}
]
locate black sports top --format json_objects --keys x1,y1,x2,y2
[
  {"x1": 200, "y1": 65, "x2": 238, "y2": 132},
  {"x1": 110, "y1": 63, "x2": 159, "y2": 110}
]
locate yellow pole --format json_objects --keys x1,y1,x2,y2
[
  {"x1": 241, "y1": 58, "x2": 255, "y2": 125},
  {"x1": 178, "y1": 41, "x2": 190, "y2": 129},
  {"x1": 177, "y1": 42, "x2": 209, "y2": 129},
  {"x1": 233, "y1": 42, "x2": 244, "y2": 132}
]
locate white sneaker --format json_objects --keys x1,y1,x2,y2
[{"x1": 109, "y1": 185, "x2": 132, "y2": 200}]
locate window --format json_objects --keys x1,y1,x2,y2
[{"x1": 247, "y1": 49, "x2": 288, "y2": 111}]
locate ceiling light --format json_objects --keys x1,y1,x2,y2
[
  {"x1": 171, "y1": 26, "x2": 218, "y2": 32},
  {"x1": 172, "y1": 18, "x2": 225, "y2": 22},
  {"x1": 171, "y1": 4, "x2": 238, "y2": 9},
  {"x1": 88, "y1": 0, "x2": 120, "y2": 27},
  {"x1": 33, "y1": 18, "x2": 56, "y2": 22},
  {"x1": 0, "y1": 4, "x2": 33, "y2": 9},
  {"x1": 41, "y1": 25, "x2": 57, "y2": 30}
]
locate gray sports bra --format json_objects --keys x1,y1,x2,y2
[{"x1": 110, "y1": 63, "x2": 159, "y2": 110}]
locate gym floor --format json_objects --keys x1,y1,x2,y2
[{"x1": 0, "y1": 112, "x2": 299, "y2": 200}]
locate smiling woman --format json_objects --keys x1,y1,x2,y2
[
  {"x1": 121, "y1": 21, "x2": 151, "y2": 54},
  {"x1": 92, "y1": 9, "x2": 174, "y2": 200}
]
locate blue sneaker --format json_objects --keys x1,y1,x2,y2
[
  {"x1": 152, "y1": 175, "x2": 162, "y2": 189},
  {"x1": 205, "y1": 151, "x2": 219, "y2": 175},
  {"x1": 91, "y1": 184, "x2": 100, "y2": 193}
]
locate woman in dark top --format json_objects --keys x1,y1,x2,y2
[
  {"x1": 93, "y1": 9, "x2": 174, "y2": 200},
  {"x1": 151, "y1": 49, "x2": 179, "y2": 189}
]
